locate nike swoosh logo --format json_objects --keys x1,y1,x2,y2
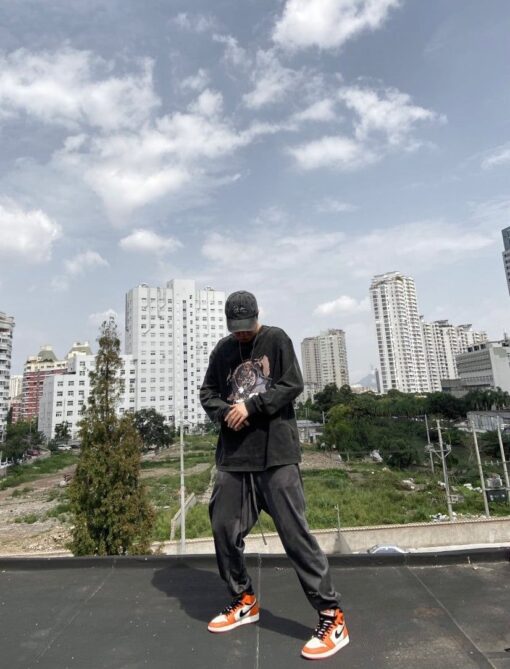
[
  {"x1": 334, "y1": 627, "x2": 344, "y2": 640},
  {"x1": 239, "y1": 604, "x2": 255, "y2": 618}
]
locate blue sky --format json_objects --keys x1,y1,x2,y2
[{"x1": 1, "y1": 0, "x2": 509, "y2": 381}]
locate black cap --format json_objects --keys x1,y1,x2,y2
[{"x1": 225, "y1": 291, "x2": 259, "y2": 332}]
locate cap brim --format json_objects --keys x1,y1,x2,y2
[{"x1": 227, "y1": 317, "x2": 258, "y2": 333}]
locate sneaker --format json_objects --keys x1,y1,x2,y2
[
  {"x1": 301, "y1": 609, "x2": 349, "y2": 660},
  {"x1": 208, "y1": 592, "x2": 260, "y2": 633}
]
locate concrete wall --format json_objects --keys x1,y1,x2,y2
[{"x1": 155, "y1": 516, "x2": 510, "y2": 556}]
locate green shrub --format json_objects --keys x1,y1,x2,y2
[{"x1": 14, "y1": 513, "x2": 39, "y2": 524}]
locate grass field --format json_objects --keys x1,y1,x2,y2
[
  {"x1": 0, "y1": 452, "x2": 78, "y2": 491},
  {"x1": 172, "y1": 458, "x2": 510, "y2": 540},
  {"x1": 5, "y1": 438, "x2": 508, "y2": 545}
]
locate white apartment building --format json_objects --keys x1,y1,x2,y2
[
  {"x1": 422, "y1": 320, "x2": 487, "y2": 391},
  {"x1": 502, "y1": 227, "x2": 510, "y2": 295},
  {"x1": 301, "y1": 330, "x2": 349, "y2": 397},
  {"x1": 38, "y1": 353, "x2": 135, "y2": 440},
  {"x1": 9, "y1": 375, "x2": 22, "y2": 401},
  {"x1": 0, "y1": 312, "x2": 15, "y2": 441},
  {"x1": 370, "y1": 272, "x2": 430, "y2": 394},
  {"x1": 125, "y1": 279, "x2": 227, "y2": 427}
]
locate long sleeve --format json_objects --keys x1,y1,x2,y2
[
  {"x1": 200, "y1": 347, "x2": 230, "y2": 423},
  {"x1": 244, "y1": 334, "x2": 304, "y2": 417}
]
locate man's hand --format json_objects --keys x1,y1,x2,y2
[{"x1": 225, "y1": 402, "x2": 249, "y2": 431}]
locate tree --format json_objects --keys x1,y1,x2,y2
[
  {"x1": 69, "y1": 318, "x2": 154, "y2": 556},
  {"x1": 313, "y1": 384, "x2": 341, "y2": 413},
  {"x1": 54, "y1": 421, "x2": 71, "y2": 446},
  {"x1": 2, "y1": 420, "x2": 45, "y2": 463},
  {"x1": 133, "y1": 408, "x2": 174, "y2": 451},
  {"x1": 425, "y1": 392, "x2": 466, "y2": 420},
  {"x1": 386, "y1": 438, "x2": 421, "y2": 469},
  {"x1": 479, "y1": 430, "x2": 510, "y2": 459}
]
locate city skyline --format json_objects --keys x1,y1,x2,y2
[{"x1": 0, "y1": 1, "x2": 509, "y2": 382}]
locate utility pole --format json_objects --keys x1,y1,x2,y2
[
  {"x1": 437, "y1": 420, "x2": 453, "y2": 522},
  {"x1": 496, "y1": 420, "x2": 510, "y2": 505},
  {"x1": 334, "y1": 504, "x2": 341, "y2": 538},
  {"x1": 179, "y1": 409, "x2": 186, "y2": 553},
  {"x1": 471, "y1": 423, "x2": 490, "y2": 518},
  {"x1": 425, "y1": 414, "x2": 434, "y2": 474}
]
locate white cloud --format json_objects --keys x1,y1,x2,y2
[
  {"x1": 173, "y1": 13, "x2": 216, "y2": 33},
  {"x1": 289, "y1": 135, "x2": 377, "y2": 170},
  {"x1": 481, "y1": 143, "x2": 510, "y2": 170},
  {"x1": 0, "y1": 48, "x2": 159, "y2": 131},
  {"x1": 243, "y1": 50, "x2": 303, "y2": 109},
  {"x1": 64, "y1": 250, "x2": 109, "y2": 275},
  {"x1": 119, "y1": 229, "x2": 182, "y2": 254},
  {"x1": 202, "y1": 230, "x2": 345, "y2": 277},
  {"x1": 0, "y1": 197, "x2": 61, "y2": 262},
  {"x1": 181, "y1": 69, "x2": 210, "y2": 92},
  {"x1": 288, "y1": 85, "x2": 443, "y2": 170},
  {"x1": 316, "y1": 198, "x2": 358, "y2": 213},
  {"x1": 293, "y1": 99, "x2": 337, "y2": 122},
  {"x1": 188, "y1": 88, "x2": 223, "y2": 117},
  {"x1": 88, "y1": 309, "x2": 119, "y2": 327},
  {"x1": 339, "y1": 220, "x2": 494, "y2": 278},
  {"x1": 314, "y1": 295, "x2": 370, "y2": 315},
  {"x1": 469, "y1": 198, "x2": 510, "y2": 232},
  {"x1": 200, "y1": 219, "x2": 495, "y2": 295},
  {"x1": 213, "y1": 34, "x2": 251, "y2": 69},
  {"x1": 0, "y1": 48, "x2": 298, "y2": 223},
  {"x1": 273, "y1": 0, "x2": 401, "y2": 51},
  {"x1": 50, "y1": 275, "x2": 69, "y2": 292},
  {"x1": 52, "y1": 249, "x2": 109, "y2": 292},
  {"x1": 339, "y1": 85, "x2": 444, "y2": 147},
  {"x1": 55, "y1": 88, "x2": 284, "y2": 221}
]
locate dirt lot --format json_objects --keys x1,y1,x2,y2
[
  {"x1": 0, "y1": 465, "x2": 75, "y2": 556},
  {"x1": 0, "y1": 449, "x2": 341, "y2": 556}
]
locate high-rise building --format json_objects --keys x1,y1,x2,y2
[
  {"x1": 8, "y1": 374, "x2": 23, "y2": 424},
  {"x1": 20, "y1": 342, "x2": 92, "y2": 422},
  {"x1": 370, "y1": 272, "x2": 429, "y2": 394},
  {"x1": 0, "y1": 312, "x2": 15, "y2": 441},
  {"x1": 301, "y1": 329, "x2": 349, "y2": 396},
  {"x1": 38, "y1": 352, "x2": 135, "y2": 440},
  {"x1": 422, "y1": 320, "x2": 487, "y2": 391},
  {"x1": 125, "y1": 279, "x2": 227, "y2": 427},
  {"x1": 9, "y1": 374, "x2": 22, "y2": 401},
  {"x1": 502, "y1": 227, "x2": 510, "y2": 295}
]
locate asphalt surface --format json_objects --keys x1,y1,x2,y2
[{"x1": 1, "y1": 549, "x2": 509, "y2": 668}]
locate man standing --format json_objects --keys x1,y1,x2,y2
[{"x1": 200, "y1": 290, "x2": 349, "y2": 660}]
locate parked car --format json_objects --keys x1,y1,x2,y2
[{"x1": 367, "y1": 544, "x2": 407, "y2": 555}]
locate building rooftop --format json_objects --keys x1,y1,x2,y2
[{"x1": 2, "y1": 549, "x2": 509, "y2": 668}]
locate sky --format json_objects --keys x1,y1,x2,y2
[{"x1": 1, "y1": 0, "x2": 509, "y2": 382}]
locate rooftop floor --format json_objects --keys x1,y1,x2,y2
[{"x1": 2, "y1": 549, "x2": 509, "y2": 668}]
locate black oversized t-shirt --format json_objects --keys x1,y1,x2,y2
[{"x1": 199, "y1": 325, "x2": 304, "y2": 471}]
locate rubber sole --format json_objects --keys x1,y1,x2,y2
[
  {"x1": 301, "y1": 634, "x2": 350, "y2": 660},
  {"x1": 208, "y1": 613, "x2": 260, "y2": 633}
]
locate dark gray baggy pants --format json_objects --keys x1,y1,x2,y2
[{"x1": 209, "y1": 464, "x2": 341, "y2": 611}]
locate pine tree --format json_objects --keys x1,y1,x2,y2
[{"x1": 69, "y1": 318, "x2": 154, "y2": 555}]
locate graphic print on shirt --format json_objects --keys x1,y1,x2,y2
[{"x1": 227, "y1": 355, "x2": 271, "y2": 403}]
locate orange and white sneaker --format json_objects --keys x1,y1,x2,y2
[
  {"x1": 301, "y1": 609, "x2": 349, "y2": 660},
  {"x1": 208, "y1": 592, "x2": 260, "y2": 633}
]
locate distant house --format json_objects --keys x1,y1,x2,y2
[{"x1": 296, "y1": 420, "x2": 323, "y2": 444}]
